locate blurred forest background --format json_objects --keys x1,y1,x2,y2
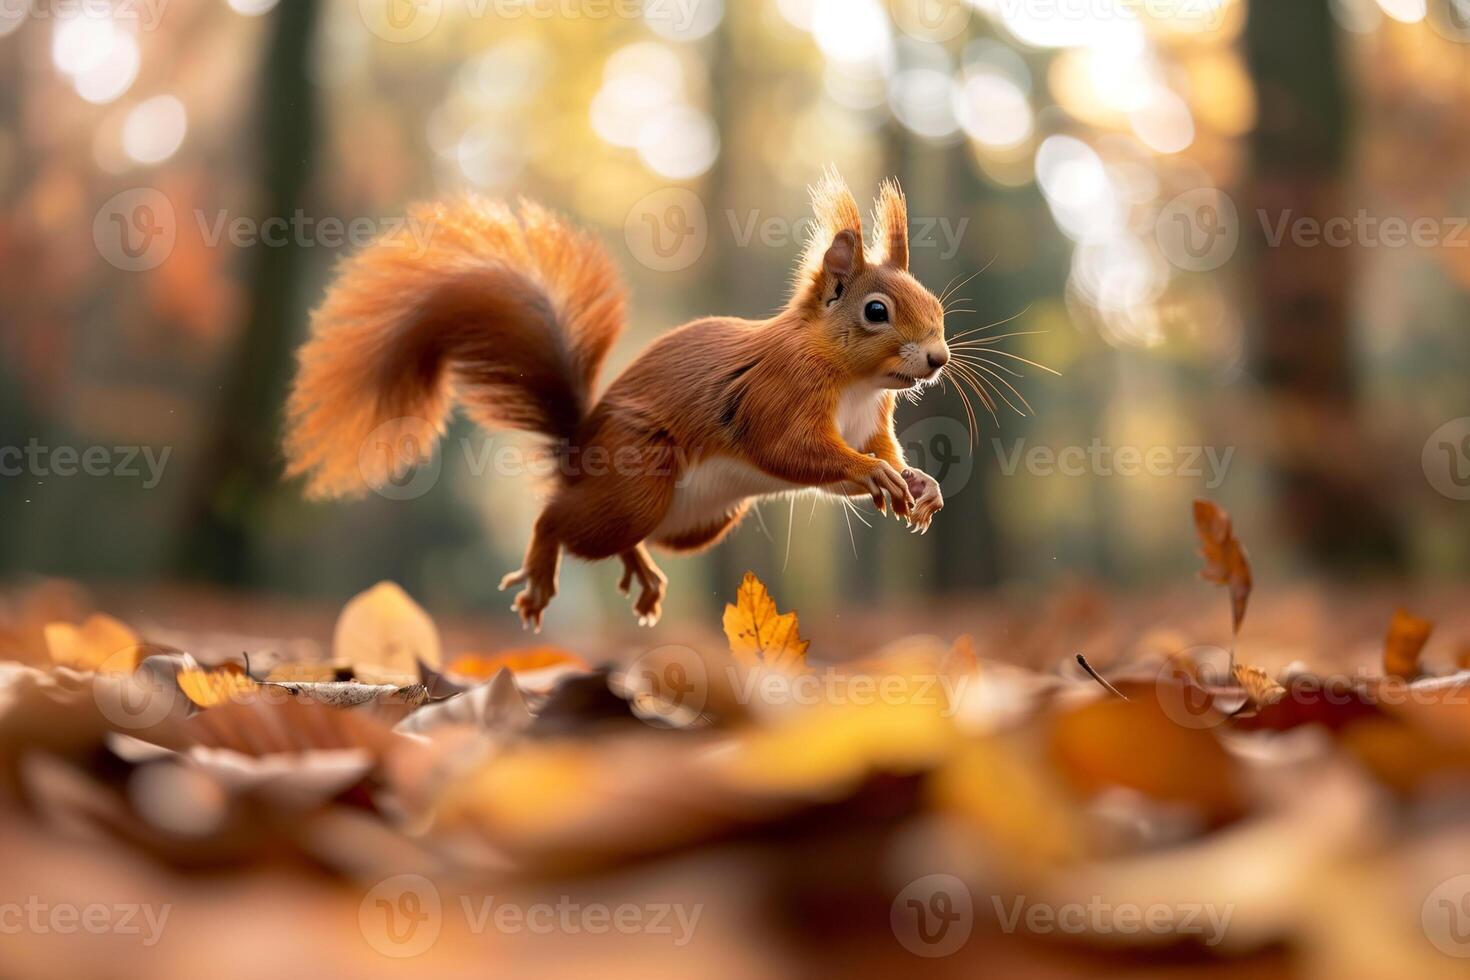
[{"x1": 1, "y1": 0, "x2": 1468, "y2": 636}]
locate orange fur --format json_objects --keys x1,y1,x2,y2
[{"x1": 283, "y1": 172, "x2": 951, "y2": 629}]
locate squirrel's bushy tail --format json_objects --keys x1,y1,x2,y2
[{"x1": 284, "y1": 197, "x2": 626, "y2": 499}]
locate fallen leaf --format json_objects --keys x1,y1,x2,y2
[
  {"x1": 1192, "y1": 499, "x2": 1253, "y2": 635},
  {"x1": 1233, "y1": 663, "x2": 1286, "y2": 709},
  {"x1": 1383, "y1": 607, "x2": 1433, "y2": 680},
  {"x1": 43, "y1": 614, "x2": 143, "y2": 673},
  {"x1": 397, "y1": 668, "x2": 533, "y2": 735},
  {"x1": 178, "y1": 662, "x2": 260, "y2": 708},
  {"x1": 332, "y1": 582, "x2": 441, "y2": 684},
  {"x1": 722, "y1": 571, "x2": 810, "y2": 670},
  {"x1": 1048, "y1": 696, "x2": 1244, "y2": 826},
  {"x1": 447, "y1": 647, "x2": 589, "y2": 679}
]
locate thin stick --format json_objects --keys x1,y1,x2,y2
[{"x1": 1076, "y1": 653, "x2": 1129, "y2": 700}]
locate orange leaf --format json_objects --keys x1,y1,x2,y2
[
  {"x1": 1383, "y1": 608, "x2": 1433, "y2": 680},
  {"x1": 43, "y1": 614, "x2": 142, "y2": 672},
  {"x1": 1048, "y1": 695, "x2": 1243, "y2": 825},
  {"x1": 448, "y1": 648, "x2": 589, "y2": 679},
  {"x1": 178, "y1": 662, "x2": 259, "y2": 708},
  {"x1": 722, "y1": 571, "x2": 810, "y2": 670},
  {"x1": 1192, "y1": 499, "x2": 1253, "y2": 635}
]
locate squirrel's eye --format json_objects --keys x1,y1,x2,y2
[{"x1": 863, "y1": 299, "x2": 890, "y2": 324}]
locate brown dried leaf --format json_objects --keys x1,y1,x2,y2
[
  {"x1": 1383, "y1": 607, "x2": 1433, "y2": 680},
  {"x1": 722, "y1": 571, "x2": 809, "y2": 670},
  {"x1": 1192, "y1": 499, "x2": 1253, "y2": 635},
  {"x1": 1233, "y1": 663, "x2": 1286, "y2": 709}
]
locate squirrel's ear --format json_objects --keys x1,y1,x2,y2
[
  {"x1": 871, "y1": 179, "x2": 909, "y2": 270},
  {"x1": 822, "y1": 228, "x2": 861, "y2": 283}
]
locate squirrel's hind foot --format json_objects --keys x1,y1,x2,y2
[
  {"x1": 499, "y1": 565, "x2": 556, "y2": 632},
  {"x1": 618, "y1": 545, "x2": 667, "y2": 627}
]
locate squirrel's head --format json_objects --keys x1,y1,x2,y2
[{"x1": 793, "y1": 170, "x2": 949, "y2": 392}]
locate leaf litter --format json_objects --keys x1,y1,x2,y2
[{"x1": 0, "y1": 500, "x2": 1469, "y2": 977}]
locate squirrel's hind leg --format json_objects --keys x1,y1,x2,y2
[
  {"x1": 617, "y1": 543, "x2": 667, "y2": 627},
  {"x1": 499, "y1": 523, "x2": 561, "y2": 632}
]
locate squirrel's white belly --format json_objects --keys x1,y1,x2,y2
[{"x1": 654, "y1": 385, "x2": 886, "y2": 539}]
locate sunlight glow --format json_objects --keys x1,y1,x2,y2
[
  {"x1": 123, "y1": 95, "x2": 188, "y2": 164},
  {"x1": 1035, "y1": 135, "x2": 1123, "y2": 242},
  {"x1": 953, "y1": 71, "x2": 1033, "y2": 149}
]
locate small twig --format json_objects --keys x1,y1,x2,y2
[{"x1": 1075, "y1": 653, "x2": 1129, "y2": 700}]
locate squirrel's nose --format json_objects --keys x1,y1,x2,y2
[{"x1": 927, "y1": 349, "x2": 950, "y2": 371}]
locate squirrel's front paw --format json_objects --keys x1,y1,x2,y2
[
  {"x1": 901, "y1": 467, "x2": 943, "y2": 533},
  {"x1": 863, "y1": 460, "x2": 915, "y2": 518}
]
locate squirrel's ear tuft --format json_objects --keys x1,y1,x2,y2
[
  {"x1": 871, "y1": 178, "x2": 909, "y2": 270},
  {"x1": 800, "y1": 167, "x2": 863, "y2": 274}
]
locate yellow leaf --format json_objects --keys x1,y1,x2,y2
[
  {"x1": 722, "y1": 571, "x2": 809, "y2": 670},
  {"x1": 1233, "y1": 663, "x2": 1286, "y2": 707},
  {"x1": 332, "y1": 582, "x2": 441, "y2": 684},
  {"x1": 1383, "y1": 608, "x2": 1432, "y2": 680},
  {"x1": 43, "y1": 614, "x2": 141, "y2": 672},
  {"x1": 178, "y1": 662, "x2": 259, "y2": 708}
]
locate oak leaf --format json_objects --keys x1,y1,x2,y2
[
  {"x1": 722, "y1": 571, "x2": 809, "y2": 670},
  {"x1": 1192, "y1": 499, "x2": 1253, "y2": 635}
]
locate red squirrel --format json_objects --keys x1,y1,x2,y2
[{"x1": 284, "y1": 170, "x2": 951, "y2": 629}]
